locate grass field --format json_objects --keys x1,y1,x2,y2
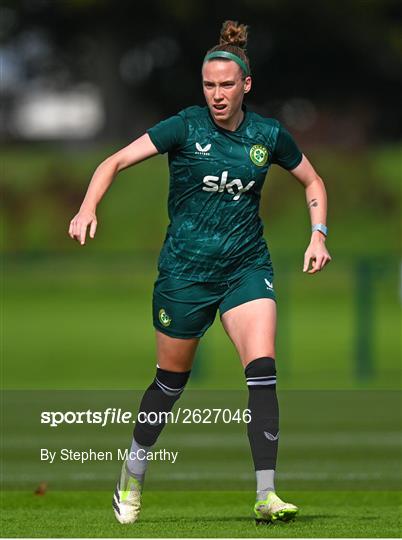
[
  {"x1": 2, "y1": 143, "x2": 401, "y2": 537},
  {"x1": 3, "y1": 254, "x2": 401, "y2": 538},
  {"x1": 1, "y1": 490, "x2": 401, "y2": 537},
  {"x1": 2, "y1": 385, "x2": 401, "y2": 537}
]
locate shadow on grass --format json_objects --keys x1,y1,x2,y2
[
  {"x1": 140, "y1": 514, "x2": 342, "y2": 524},
  {"x1": 295, "y1": 514, "x2": 342, "y2": 521},
  {"x1": 140, "y1": 516, "x2": 252, "y2": 524}
]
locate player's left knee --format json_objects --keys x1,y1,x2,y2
[{"x1": 244, "y1": 357, "x2": 276, "y2": 387}]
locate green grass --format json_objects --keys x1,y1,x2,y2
[
  {"x1": 2, "y1": 142, "x2": 401, "y2": 540},
  {"x1": 1, "y1": 490, "x2": 401, "y2": 537}
]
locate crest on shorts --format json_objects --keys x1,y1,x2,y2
[
  {"x1": 159, "y1": 308, "x2": 172, "y2": 327},
  {"x1": 250, "y1": 144, "x2": 268, "y2": 166}
]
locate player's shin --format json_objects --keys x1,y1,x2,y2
[
  {"x1": 245, "y1": 357, "x2": 298, "y2": 522},
  {"x1": 113, "y1": 367, "x2": 191, "y2": 524},
  {"x1": 245, "y1": 357, "x2": 279, "y2": 500},
  {"x1": 129, "y1": 366, "x2": 191, "y2": 478}
]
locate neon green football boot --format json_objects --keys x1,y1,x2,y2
[
  {"x1": 112, "y1": 461, "x2": 142, "y2": 524},
  {"x1": 254, "y1": 492, "x2": 298, "y2": 524}
]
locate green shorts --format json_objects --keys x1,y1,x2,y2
[{"x1": 153, "y1": 265, "x2": 276, "y2": 339}]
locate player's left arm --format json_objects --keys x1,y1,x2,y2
[{"x1": 290, "y1": 155, "x2": 332, "y2": 274}]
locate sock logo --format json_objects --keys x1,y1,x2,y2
[
  {"x1": 146, "y1": 418, "x2": 162, "y2": 426},
  {"x1": 159, "y1": 308, "x2": 172, "y2": 327},
  {"x1": 264, "y1": 431, "x2": 279, "y2": 441}
]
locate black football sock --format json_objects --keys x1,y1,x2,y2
[
  {"x1": 133, "y1": 366, "x2": 191, "y2": 447},
  {"x1": 245, "y1": 357, "x2": 279, "y2": 498}
]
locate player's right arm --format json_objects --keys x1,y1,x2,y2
[{"x1": 68, "y1": 133, "x2": 158, "y2": 245}]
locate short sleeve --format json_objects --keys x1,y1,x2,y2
[
  {"x1": 146, "y1": 114, "x2": 186, "y2": 154},
  {"x1": 272, "y1": 125, "x2": 303, "y2": 170}
]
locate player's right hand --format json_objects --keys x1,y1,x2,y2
[{"x1": 68, "y1": 209, "x2": 97, "y2": 245}]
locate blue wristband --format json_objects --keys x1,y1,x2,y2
[{"x1": 312, "y1": 223, "x2": 328, "y2": 236}]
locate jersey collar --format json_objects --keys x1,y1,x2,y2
[{"x1": 207, "y1": 104, "x2": 249, "y2": 134}]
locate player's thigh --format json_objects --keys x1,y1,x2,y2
[
  {"x1": 221, "y1": 298, "x2": 277, "y2": 368},
  {"x1": 155, "y1": 330, "x2": 199, "y2": 372},
  {"x1": 153, "y1": 273, "x2": 220, "y2": 371},
  {"x1": 219, "y1": 265, "x2": 277, "y2": 366},
  {"x1": 153, "y1": 274, "x2": 218, "y2": 338}
]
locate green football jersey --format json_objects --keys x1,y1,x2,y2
[{"x1": 147, "y1": 105, "x2": 302, "y2": 282}]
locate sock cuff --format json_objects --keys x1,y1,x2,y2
[
  {"x1": 245, "y1": 357, "x2": 276, "y2": 387},
  {"x1": 154, "y1": 367, "x2": 191, "y2": 396}
]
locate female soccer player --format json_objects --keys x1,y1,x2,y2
[{"x1": 69, "y1": 21, "x2": 331, "y2": 525}]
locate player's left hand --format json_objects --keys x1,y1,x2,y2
[{"x1": 303, "y1": 238, "x2": 332, "y2": 274}]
